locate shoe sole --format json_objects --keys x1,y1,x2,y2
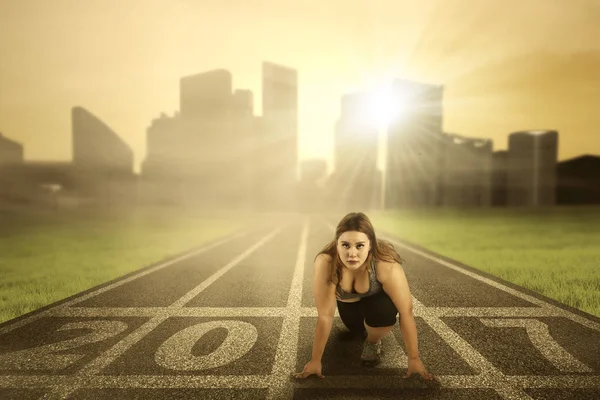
[
  {"x1": 361, "y1": 359, "x2": 380, "y2": 367},
  {"x1": 361, "y1": 349, "x2": 384, "y2": 367}
]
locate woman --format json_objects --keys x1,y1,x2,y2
[{"x1": 294, "y1": 212, "x2": 434, "y2": 380}]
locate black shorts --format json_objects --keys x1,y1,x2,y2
[{"x1": 336, "y1": 290, "x2": 398, "y2": 333}]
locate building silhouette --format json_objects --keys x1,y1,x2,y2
[
  {"x1": 328, "y1": 91, "x2": 380, "y2": 211},
  {"x1": 141, "y1": 62, "x2": 297, "y2": 210},
  {"x1": 0, "y1": 133, "x2": 24, "y2": 166},
  {"x1": 71, "y1": 106, "x2": 136, "y2": 203},
  {"x1": 0, "y1": 133, "x2": 25, "y2": 203},
  {"x1": 0, "y1": 107, "x2": 135, "y2": 206},
  {"x1": 556, "y1": 154, "x2": 600, "y2": 204},
  {"x1": 142, "y1": 69, "x2": 254, "y2": 207},
  {"x1": 258, "y1": 62, "x2": 299, "y2": 211},
  {"x1": 385, "y1": 79, "x2": 444, "y2": 208},
  {"x1": 438, "y1": 133, "x2": 493, "y2": 207},
  {"x1": 180, "y1": 69, "x2": 233, "y2": 120},
  {"x1": 72, "y1": 107, "x2": 134, "y2": 175},
  {"x1": 507, "y1": 130, "x2": 558, "y2": 206}
]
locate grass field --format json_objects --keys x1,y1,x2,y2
[
  {"x1": 370, "y1": 206, "x2": 600, "y2": 318},
  {"x1": 0, "y1": 205, "x2": 258, "y2": 324}
]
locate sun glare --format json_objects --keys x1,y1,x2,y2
[{"x1": 365, "y1": 81, "x2": 405, "y2": 131}]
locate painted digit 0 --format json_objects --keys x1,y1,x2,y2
[{"x1": 155, "y1": 320, "x2": 258, "y2": 370}]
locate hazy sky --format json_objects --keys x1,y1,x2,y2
[{"x1": 1, "y1": 0, "x2": 599, "y2": 173}]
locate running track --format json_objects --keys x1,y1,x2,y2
[{"x1": 1, "y1": 215, "x2": 599, "y2": 399}]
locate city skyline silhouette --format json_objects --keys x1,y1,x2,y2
[{"x1": 1, "y1": 0, "x2": 599, "y2": 174}]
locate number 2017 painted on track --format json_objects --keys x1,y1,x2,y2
[{"x1": 0, "y1": 318, "x2": 591, "y2": 372}]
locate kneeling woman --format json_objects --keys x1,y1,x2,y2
[{"x1": 294, "y1": 212, "x2": 434, "y2": 380}]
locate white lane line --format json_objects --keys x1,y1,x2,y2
[
  {"x1": 50, "y1": 307, "x2": 290, "y2": 317},
  {"x1": 411, "y1": 298, "x2": 502, "y2": 375},
  {"x1": 267, "y1": 217, "x2": 309, "y2": 400},
  {"x1": 0, "y1": 225, "x2": 265, "y2": 336},
  {"x1": 49, "y1": 306, "x2": 568, "y2": 319},
  {"x1": 412, "y1": 297, "x2": 538, "y2": 399},
  {"x1": 40, "y1": 226, "x2": 284, "y2": 399},
  {"x1": 2, "y1": 374, "x2": 599, "y2": 390},
  {"x1": 380, "y1": 232, "x2": 600, "y2": 332},
  {"x1": 171, "y1": 226, "x2": 282, "y2": 308}
]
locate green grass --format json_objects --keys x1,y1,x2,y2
[
  {"x1": 370, "y1": 206, "x2": 600, "y2": 318},
  {"x1": 0, "y1": 205, "x2": 258, "y2": 324}
]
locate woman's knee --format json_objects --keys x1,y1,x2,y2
[
  {"x1": 363, "y1": 292, "x2": 398, "y2": 327},
  {"x1": 364, "y1": 312, "x2": 397, "y2": 328}
]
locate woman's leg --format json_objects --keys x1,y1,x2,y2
[
  {"x1": 362, "y1": 290, "x2": 399, "y2": 342},
  {"x1": 336, "y1": 300, "x2": 366, "y2": 335},
  {"x1": 360, "y1": 291, "x2": 399, "y2": 365}
]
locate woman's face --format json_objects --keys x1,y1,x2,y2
[{"x1": 337, "y1": 230, "x2": 371, "y2": 271}]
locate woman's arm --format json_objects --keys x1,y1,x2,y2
[
  {"x1": 378, "y1": 261, "x2": 419, "y2": 359},
  {"x1": 379, "y1": 261, "x2": 435, "y2": 380},
  {"x1": 310, "y1": 254, "x2": 337, "y2": 361},
  {"x1": 294, "y1": 254, "x2": 337, "y2": 379}
]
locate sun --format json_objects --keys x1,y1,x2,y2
[{"x1": 364, "y1": 81, "x2": 406, "y2": 131}]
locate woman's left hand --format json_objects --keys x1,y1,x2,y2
[{"x1": 404, "y1": 358, "x2": 435, "y2": 380}]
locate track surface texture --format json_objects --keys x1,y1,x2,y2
[{"x1": 1, "y1": 215, "x2": 599, "y2": 399}]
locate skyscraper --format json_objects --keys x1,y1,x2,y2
[
  {"x1": 507, "y1": 130, "x2": 558, "y2": 206},
  {"x1": 332, "y1": 91, "x2": 379, "y2": 211},
  {"x1": 385, "y1": 79, "x2": 444, "y2": 208},
  {"x1": 72, "y1": 107, "x2": 134, "y2": 174},
  {"x1": 0, "y1": 133, "x2": 24, "y2": 166},
  {"x1": 179, "y1": 69, "x2": 233, "y2": 120},
  {"x1": 260, "y1": 62, "x2": 298, "y2": 210},
  {"x1": 439, "y1": 134, "x2": 493, "y2": 207}
]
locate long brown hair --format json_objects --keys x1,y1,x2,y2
[{"x1": 316, "y1": 212, "x2": 405, "y2": 285}]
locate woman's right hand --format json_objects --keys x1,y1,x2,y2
[{"x1": 293, "y1": 360, "x2": 324, "y2": 379}]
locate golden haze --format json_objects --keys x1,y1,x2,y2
[{"x1": 0, "y1": 0, "x2": 599, "y2": 174}]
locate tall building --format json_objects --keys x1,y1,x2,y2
[
  {"x1": 0, "y1": 133, "x2": 24, "y2": 166},
  {"x1": 0, "y1": 133, "x2": 25, "y2": 202},
  {"x1": 507, "y1": 130, "x2": 558, "y2": 206},
  {"x1": 385, "y1": 79, "x2": 444, "y2": 208},
  {"x1": 439, "y1": 134, "x2": 493, "y2": 207},
  {"x1": 143, "y1": 70, "x2": 255, "y2": 207},
  {"x1": 260, "y1": 61, "x2": 298, "y2": 210},
  {"x1": 180, "y1": 69, "x2": 233, "y2": 120},
  {"x1": 72, "y1": 107, "x2": 134, "y2": 175},
  {"x1": 71, "y1": 107, "x2": 136, "y2": 203},
  {"x1": 331, "y1": 91, "x2": 380, "y2": 211}
]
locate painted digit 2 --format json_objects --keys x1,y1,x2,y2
[
  {"x1": 155, "y1": 320, "x2": 258, "y2": 370},
  {"x1": 0, "y1": 321, "x2": 129, "y2": 370},
  {"x1": 0, "y1": 320, "x2": 259, "y2": 371}
]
